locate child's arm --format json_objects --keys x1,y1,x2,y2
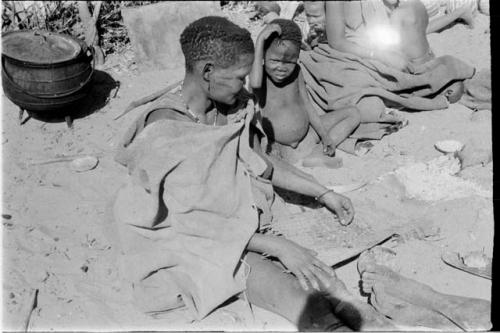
[
  {"x1": 249, "y1": 24, "x2": 282, "y2": 89},
  {"x1": 298, "y1": 69, "x2": 335, "y2": 156}
]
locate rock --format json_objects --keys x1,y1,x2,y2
[
  {"x1": 122, "y1": 1, "x2": 221, "y2": 72},
  {"x1": 462, "y1": 251, "x2": 491, "y2": 268},
  {"x1": 302, "y1": 155, "x2": 343, "y2": 169},
  {"x1": 457, "y1": 141, "x2": 492, "y2": 169},
  {"x1": 434, "y1": 140, "x2": 464, "y2": 154},
  {"x1": 70, "y1": 156, "x2": 99, "y2": 173}
]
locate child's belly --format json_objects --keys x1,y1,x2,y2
[{"x1": 262, "y1": 102, "x2": 309, "y2": 148}]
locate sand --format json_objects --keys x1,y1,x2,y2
[{"x1": 1, "y1": 9, "x2": 491, "y2": 331}]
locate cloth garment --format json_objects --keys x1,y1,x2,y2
[
  {"x1": 300, "y1": 44, "x2": 475, "y2": 112},
  {"x1": 459, "y1": 68, "x2": 491, "y2": 111},
  {"x1": 113, "y1": 91, "x2": 277, "y2": 320}
]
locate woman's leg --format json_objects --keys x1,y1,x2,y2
[
  {"x1": 244, "y1": 252, "x2": 351, "y2": 331},
  {"x1": 319, "y1": 107, "x2": 361, "y2": 148},
  {"x1": 245, "y1": 252, "x2": 395, "y2": 331}
]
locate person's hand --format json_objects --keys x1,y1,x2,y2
[
  {"x1": 257, "y1": 23, "x2": 282, "y2": 42},
  {"x1": 273, "y1": 237, "x2": 337, "y2": 291},
  {"x1": 319, "y1": 191, "x2": 355, "y2": 226}
]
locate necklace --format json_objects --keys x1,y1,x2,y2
[
  {"x1": 178, "y1": 88, "x2": 219, "y2": 126},
  {"x1": 186, "y1": 106, "x2": 218, "y2": 126}
]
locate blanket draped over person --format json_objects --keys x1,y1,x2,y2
[
  {"x1": 113, "y1": 92, "x2": 277, "y2": 320},
  {"x1": 300, "y1": 0, "x2": 475, "y2": 113},
  {"x1": 300, "y1": 44, "x2": 475, "y2": 113}
]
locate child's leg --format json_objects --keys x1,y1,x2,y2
[
  {"x1": 357, "y1": 96, "x2": 406, "y2": 124},
  {"x1": 319, "y1": 106, "x2": 360, "y2": 148}
]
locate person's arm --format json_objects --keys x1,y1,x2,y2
[
  {"x1": 325, "y1": 1, "x2": 373, "y2": 59},
  {"x1": 426, "y1": 6, "x2": 469, "y2": 33},
  {"x1": 247, "y1": 232, "x2": 336, "y2": 291},
  {"x1": 324, "y1": 1, "x2": 409, "y2": 71},
  {"x1": 250, "y1": 127, "x2": 354, "y2": 225},
  {"x1": 249, "y1": 24, "x2": 282, "y2": 89}
]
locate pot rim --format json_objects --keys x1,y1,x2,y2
[{"x1": 1, "y1": 30, "x2": 91, "y2": 68}]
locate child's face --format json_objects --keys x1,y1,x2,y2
[
  {"x1": 264, "y1": 40, "x2": 299, "y2": 84},
  {"x1": 208, "y1": 53, "x2": 254, "y2": 105}
]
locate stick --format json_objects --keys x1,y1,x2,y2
[
  {"x1": 24, "y1": 288, "x2": 39, "y2": 332},
  {"x1": 114, "y1": 80, "x2": 183, "y2": 120},
  {"x1": 28, "y1": 153, "x2": 105, "y2": 166}
]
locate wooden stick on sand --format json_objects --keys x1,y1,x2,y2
[{"x1": 24, "y1": 288, "x2": 39, "y2": 331}]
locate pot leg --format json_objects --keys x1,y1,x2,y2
[
  {"x1": 65, "y1": 116, "x2": 73, "y2": 129},
  {"x1": 18, "y1": 108, "x2": 24, "y2": 125}
]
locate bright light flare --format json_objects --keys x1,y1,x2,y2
[{"x1": 366, "y1": 24, "x2": 400, "y2": 50}]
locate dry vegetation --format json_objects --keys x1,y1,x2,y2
[{"x1": 1, "y1": 1, "x2": 167, "y2": 55}]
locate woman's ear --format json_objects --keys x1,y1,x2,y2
[{"x1": 202, "y1": 63, "x2": 214, "y2": 82}]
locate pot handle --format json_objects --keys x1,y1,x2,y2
[{"x1": 1, "y1": 50, "x2": 95, "y2": 99}]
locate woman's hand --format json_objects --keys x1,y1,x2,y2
[
  {"x1": 273, "y1": 237, "x2": 336, "y2": 291},
  {"x1": 257, "y1": 23, "x2": 282, "y2": 42},
  {"x1": 319, "y1": 191, "x2": 355, "y2": 226}
]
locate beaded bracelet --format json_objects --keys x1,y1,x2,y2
[{"x1": 315, "y1": 189, "x2": 334, "y2": 202}]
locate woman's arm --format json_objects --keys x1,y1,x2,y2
[
  {"x1": 247, "y1": 232, "x2": 336, "y2": 291},
  {"x1": 250, "y1": 129, "x2": 354, "y2": 225},
  {"x1": 249, "y1": 24, "x2": 282, "y2": 89}
]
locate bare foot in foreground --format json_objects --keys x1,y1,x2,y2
[
  {"x1": 319, "y1": 276, "x2": 397, "y2": 331},
  {"x1": 359, "y1": 262, "x2": 492, "y2": 330}
]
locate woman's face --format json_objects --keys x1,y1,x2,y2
[
  {"x1": 208, "y1": 53, "x2": 254, "y2": 105},
  {"x1": 264, "y1": 40, "x2": 299, "y2": 84}
]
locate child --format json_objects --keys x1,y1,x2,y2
[{"x1": 249, "y1": 19, "x2": 361, "y2": 160}]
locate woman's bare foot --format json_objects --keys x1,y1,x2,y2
[
  {"x1": 359, "y1": 263, "x2": 492, "y2": 330},
  {"x1": 359, "y1": 263, "x2": 437, "y2": 307},
  {"x1": 319, "y1": 276, "x2": 397, "y2": 331},
  {"x1": 369, "y1": 283, "x2": 460, "y2": 330}
]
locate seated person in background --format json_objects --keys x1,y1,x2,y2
[
  {"x1": 322, "y1": 0, "x2": 468, "y2": 124},
  {"x1": 249, "y1": 18, "x2": 361, "y2": 159}
]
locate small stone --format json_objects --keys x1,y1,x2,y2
[{"x1": 70, "y1": 156, "x2": 99, "y2": 173}]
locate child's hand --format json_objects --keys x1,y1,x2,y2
[
  {"x1": 257, "y1": 23, "x2": 282, "y2": 42},
  {"x1": 318, "y1": 191, "x2": 355, "y2": 226},
  {"x1": 273, "y1": 237, "x2": 336, "y2": 291}
]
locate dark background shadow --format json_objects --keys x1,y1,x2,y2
[{"x1": 25, "y1": 70, "x2": 118, "y2": 125}]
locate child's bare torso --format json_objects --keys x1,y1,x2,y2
[{"x1": 260, "y1": 74, "x2": 310, "y2": 148}]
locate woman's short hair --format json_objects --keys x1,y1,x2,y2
[{"x1": 180, "y1": 16, "x2": 254, "y2": 72}]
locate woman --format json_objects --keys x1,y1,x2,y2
[{"x1": 114, "y1": 16, "x2": 391, "y2": 331}]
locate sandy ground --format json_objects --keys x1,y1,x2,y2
[{"x1": 1, "y1": 8, "x2": 492, "y2": 332}]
